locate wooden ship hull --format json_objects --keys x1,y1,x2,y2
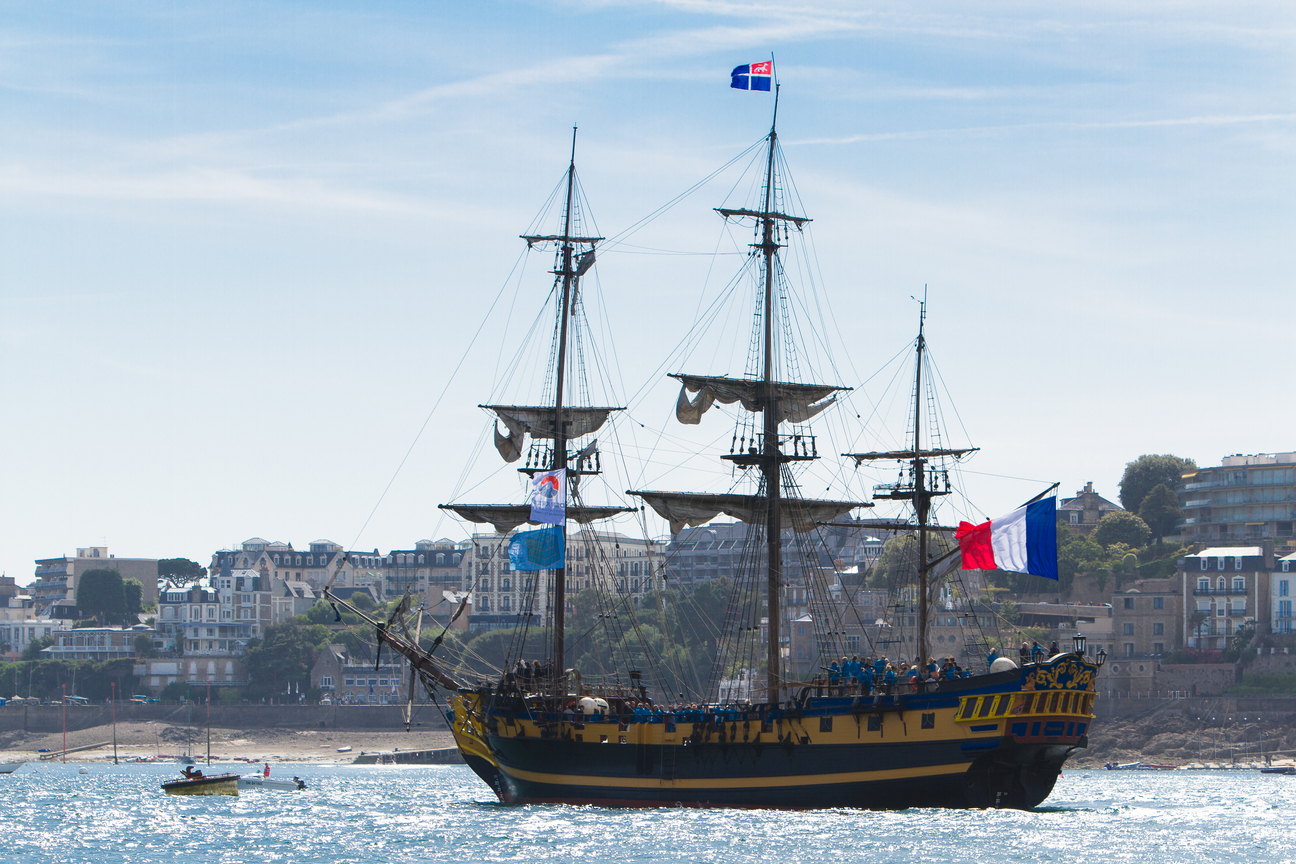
[{"x1": 450, "y1": 656, "x2": 1096, "y2": 809}]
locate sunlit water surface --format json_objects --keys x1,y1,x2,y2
[{"x1": 5, "y1": 763, "x2": 1294, "y2": 863}]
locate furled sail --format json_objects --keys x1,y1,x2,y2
[
  {"x1": 438, "y1": 503, "x2": 635, "y2": 535},
  {"x1": 670, "y1": 375, "x2": 847, "y2": 425},
  {"x1": 628, "y1": 490, "x2": 870, "y2": 535},
  {"x1": 484, "y1": 405, "x2": 621, "y2": 463}
]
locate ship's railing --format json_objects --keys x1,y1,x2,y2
[{"x1": 955, "y1": 690, "x2": 1095, "y2": 724}]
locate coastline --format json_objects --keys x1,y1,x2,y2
[{"x1": 0, "y1": 720, "x2": 455, "y2": 764}]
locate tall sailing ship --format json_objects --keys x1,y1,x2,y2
[{"x1": 328, "y1": 107, "x2": 1101, "y2": 809}]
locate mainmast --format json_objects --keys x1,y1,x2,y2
[
  {"x1": 549, "y1": 128, "x2": 579, "y2": 673},
  {"x1": 758, "y1": 107, "x2": 783, "y2": 700}
]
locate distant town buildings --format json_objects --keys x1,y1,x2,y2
[{"x1": 1177, "y1": 452, "x2": 1296, "y2": 548}]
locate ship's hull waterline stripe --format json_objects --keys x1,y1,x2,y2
[{"x1": 496, "y1": 759, "x2": 969, "y2": 790}]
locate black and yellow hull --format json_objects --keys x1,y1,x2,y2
[{"x1": 451, "y1": 655, "x2": 1097, "y2": 810}]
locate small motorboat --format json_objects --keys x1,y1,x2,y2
[
  {"x1": 239, "y1": 763, "x2": 306, "y2": 791},
  {"x1": 238, "y1": 775, "x2": 307, "y2": 791},
  {"x1": 1260, "y1": 766, "x2": 1296, "y2": 775},
  {"x1": 162, "y1": 767, "x2": 239, "y2": 796},
  {"x1": 0, "y1": 761, "x2": 24, "y2": 774}
]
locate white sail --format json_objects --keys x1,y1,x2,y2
[
  {"x1": 671, "y1": 375, "x2": 845, "y2": 425},
  {"x1": 628, "y1": 490, "x2": 869, "y2": 535},
  {"x1": 485, "y1": 405, "x2": 619, "y2": 463},
  {"x1": 438, "y1": 503, "x2": 633, "y2": 535}
]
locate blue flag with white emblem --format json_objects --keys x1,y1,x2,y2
[{"x1": 731, "y1": 61, "x2": 772, "y2": 91}]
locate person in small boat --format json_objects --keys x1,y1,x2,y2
[{"x1": 181, "y1": 766, "x2": 204, "y2": 780}]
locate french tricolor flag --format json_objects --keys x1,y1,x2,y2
[
  {"x1": 731, "y1": 61, "x2": 772, "y2": 91},
  {"x1": 955, "y1": 497, "x2": 1058, "y2": 580}
]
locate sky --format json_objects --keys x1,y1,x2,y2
[{"x1": 1, "y1": 1, "x2": 1293, "y2": 585}]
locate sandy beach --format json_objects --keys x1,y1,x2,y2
[{"x1": 0, "y1": 720, "x2": 455, "y2": 764}]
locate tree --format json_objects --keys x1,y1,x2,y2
[
  {"x1": 350, "y1": 591, "x2": 376, "y2": 612},
  {"x1": 122, "y1": 579, "x2": 144, "y2": 624},
  {"x1": 1119, "y1": 454, "x2": 1197, "y2": 512},
  {"x1": 1139, "y1": 483, "x2": 1183, "y2": 543},
  {"x1": 1189, "y1": 610, "x2": 1209, "y2": 644},
  {"x1": 158, "y1": 558, "x2": 207, "y2": 587},
  {"x1": 76, "y1": 569, "x2": 127, "y2": 625},
  {"x1": 134, "y1": 634, "x2": 155, "y2": 658},
  {"x1": 21, "y1": 635, "x2": 54, "y2": 661},
  {"x1": 1092, "y1": 511, "x2": 1151, "y2": 550},
  {"x1": 999, "y1": 599, "x2": 1020, "y2": 625},
  {"x1": 243, "y1": 622, "x2": 333, "y2": 698}
]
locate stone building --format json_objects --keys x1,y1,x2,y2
[
  {"x1": 1111, "y1": 575, "x2": 1183, "y2": 659},
  {"x1": 1057, "y1": 482, "x2": 1124, "y2": 536}
]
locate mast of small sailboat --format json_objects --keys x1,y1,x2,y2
[
  {"x1": 548, "y1": 127, "x2": 579, "y2": 677},
  {"x1": 758, "y1": 106, "x2": 783, "y2": 701}
]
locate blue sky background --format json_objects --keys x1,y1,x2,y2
[{"x1": 1, "y1": 1, "x2": 1293, "y2": 583}]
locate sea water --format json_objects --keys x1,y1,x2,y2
[{"x1": 4, "y1": 763, "x2": 1294, "y2": 863}]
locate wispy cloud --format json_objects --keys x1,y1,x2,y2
[{"x1": 791, "y1": 112, "x2": 1296, "y2": 146}]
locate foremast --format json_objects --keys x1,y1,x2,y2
[{"x1": 440, "y1": 128, "x2": 635, "y2": 678}]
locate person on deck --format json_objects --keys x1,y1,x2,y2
[
  {"x1": 1019, "y1": 642, "x2": 1031, "y2": 665},
  {"x1": 1031, "y1": 641, "x2": 1045, "y2": 663}
]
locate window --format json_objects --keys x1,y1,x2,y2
[
  {"x1": 418, "y1": 555, "x2": 425, "y2": 564},
  {"x1": 1153, "y1": 623, "x2": 1164, "y2": 636},
  {"x1": 500, "y1": 596, "x2": 511, "y2": 611},
  {"x1": 307, "y1": 555, "x2": 314, "y2": 566},
  {"x1": 320, "y1": 676, "x2": 333, "y2": 687},
  {"x1": 1281, "y1": 580, "x2": 1290, "y2": 598},
  {"x1": 344, "y1": 678, "x2": 354, "y2": 686},
  {"x1": 796, "y1": 645, "x2": 804, "y2": 658},
  {"x1": 1217, "y1": 606, "x2": 1225, "y2": 617},
  {"x1": 1124, "y1": 643, "x2": 1134, "y2": 657},
  {"x1": 1123, "y1": 623, "x2": 1135, "y2": 636},
  {"x1": 378, "y1": 679, "x2": 388, "y2": 686},
  {"x1": 797, "y1": 624, "x2": 806, "y2": 636},
  {"x1": 1153, "y1": 597, "x2": 1164, "y2": 610},
  {"x1": 1153, "y1": 643, "x2": 1164, "y2": 654},
  {"x1": 1200, "y1": 558, "x2": 1208, "y2": 571},
  {"x1": 1123, "y1": 598, "x2": 1134, "y2": 610},
  {"x1": 479, "y1": 597, "x2": 490, "y2": 611},
  {"x1": 501, "y1": 578, "x2": 511, "y2": 590},
  {"x1": 1217, "y1": 577, "x2": 1226, "y2": 591},
  {"x1": 1235, "y1": 557, "x2": 1243, "y2": 571},
  {"x1": 1233, "y1": 577, "x2": 1245, "y2": 592},
  {"x1": 1198, "y1": 578, "x2": 1210, "y2": 591},
  {"x1": 1069, "y1": 512, "x2": 1079, "y2": 524}
]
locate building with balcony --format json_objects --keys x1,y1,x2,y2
[
  {"x1": 1178, "y1": 453, "x2": 1296, "y2": 548},
  {"x1": 1180, "y1": 546, "x2": 1274, "y2": 649},
  {"x1": 1274, "y1": 553, "x2": 1295, "y2": 635},
  {"x1": 42, "y1": 625, "x2": 153, "y2": 661},
  {"x1": 30, "y1": 546, "x2": 159, "y2": 616},
  {"x1": 156, "y1": 567, "x2": 272, "y2": 655}
]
